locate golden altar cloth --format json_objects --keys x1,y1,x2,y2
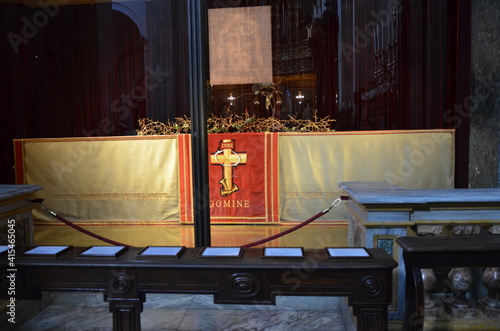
[{"x1": 14, "y1": 130, "x2": 454, "y2": 226}]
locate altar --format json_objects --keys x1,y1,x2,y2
[
  {"x1": 14, "y1": 130, "x2": 455, "y2": 229},
  {"x1": 340, "y1": 181, "x2": 500, "y2": 327}
]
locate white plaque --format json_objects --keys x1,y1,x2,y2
[
  {"x1": 200, "y1": 247, "x2": 242, "y2": 258},
  {"x1": 327, "y1": 248, "x2": 370, "y2": 258},
  {"x1": 80, "y1": 246, "x2": 126, "y2": 257},
  {"x1": 138, "y1": 246, "x2": 184, "y2": 257},
  {"x1": 24, "y1": 246, "x2": 70, "y2": 256},
  {"x1": 263, "y1": 247, "x2": 304, "y2": 258}
]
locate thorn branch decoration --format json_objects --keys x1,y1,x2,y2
[
  {"x1": 137, "y1": 112, "x2": 335, "y2": 135},
  {"x1": 137, "y1": 83, "x2": 335, "y2": 135}
]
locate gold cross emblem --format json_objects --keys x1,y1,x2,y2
[{"x1": 210, "y1": 139, "x2": 247, "y2": 197}]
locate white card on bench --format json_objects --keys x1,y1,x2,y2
[
  {"x1": 327, "y1": 248, "x2": 370, "y2": 257},
  {"x1": 24, "y1": 246, "x2": 70, "y2": 255},
  {"x1": 80, "y1": 246, "x2": 125, "y2": 256},
  {"x1": 263, "y1": 247, "x2": 304, "y2": 257},
  {"x1": 200, "y1": 247, "x2": 242, "y2": 257},
  {"x1": 140, "y1": 246, "x2": 184, "y2": 256}
]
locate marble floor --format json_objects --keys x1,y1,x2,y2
[{"x1": 13, "y1": 292, "x2": 354, "y2": 331}]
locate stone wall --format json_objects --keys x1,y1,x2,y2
[{"x1": 470, "y1": 0, "x2": 500, "y2": 188}]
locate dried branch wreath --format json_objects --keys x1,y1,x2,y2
[{"x1": 137, "y1": 112, "x2": 335, "y2": 135}]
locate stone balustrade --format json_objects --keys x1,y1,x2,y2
[{"x1": 339, "y1": 181, "x2": 500, "y2": 329}]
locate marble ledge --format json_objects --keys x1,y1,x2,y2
[
  {"x1": 0, "y1": 184, "x2": 43, "y2": 201},
  {"x1": 339, "y1": 181, "x2": 500, "y2": 205},
  {"x1": 344, "y1": 200, "x2": 412, "y2": 224},
  {"x1": 345, "y1": 199, "x2": 500, "y2": 227}
]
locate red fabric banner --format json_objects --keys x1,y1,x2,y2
[
  {"x1": 178, "y1": 134, "x2": 193, "y2": 224},
  {"x1": 208, "y1": 133, "x2": 279, "y2": 223}
]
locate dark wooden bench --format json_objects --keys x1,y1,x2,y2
[
  {"x1": 396, "y1": 235, "x2": 500, "y2": 331},
  {"x1": 1, "y1": 246, "x2": 397, "y2": 331}
]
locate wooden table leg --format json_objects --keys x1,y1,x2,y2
[
  {"x1": 403, "y1": 253, "x2": 425, "y2": 331},
  {"x1": 108, "y1": 299, "x2": 143, "y2": 331},
  {"x1": 353, "y1": 306, "x2": 388, "y2": 331}
]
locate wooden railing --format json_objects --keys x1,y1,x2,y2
[{"x1": 396, "y1": 234, "x2": 500, "y2": 331}]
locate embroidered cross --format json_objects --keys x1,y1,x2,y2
[{"x1": 210, "y1": 139, "x2": 247, "y2": 197}]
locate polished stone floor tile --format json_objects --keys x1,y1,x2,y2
[
  {"x1": 178, "y1": 309, "x2": 343, "y2": 331},
  {"x1": 188, "y1": 294, "x2": 340, "y2": 311},
  {"x1": 13, "y1": 293, "x2": 346, "y2": 331},
  {"x1": 144, "y1": 293, "x2": 196, "y2": 309},
  {"x1": 141, "y1": 309, "x2": 187, "y2": 331},
  {"x1": 49, "y1": 292, "x2": 109, "y2": 307},
  {"x1": 16, "y1": 306, "x2": 112, "y2": 331}
]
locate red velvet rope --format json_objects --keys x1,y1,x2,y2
[
  {"x1": 34, "y1": 198, "x2": 345, "y2": 248},
  {"x1": 51, "y1": 213, "x2": 128, "y2": 247},
  {"x1": 33, "y1": 199, "x2": 128, "y2": 246},
  {"x1": 242, "y1": 210, "x2": 328, "y2": 248}
]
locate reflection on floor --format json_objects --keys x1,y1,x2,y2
[
  {"x1": 34, "y1": 224, "x2": 349, "y2": 248},
  {"x1": 17, "y1": 292, "x2": 354, "y2": 331},
  {"x1": 19, "y1": 224, "x2": 352, "y2": 330}
]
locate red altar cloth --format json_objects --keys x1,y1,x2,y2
[{"x1": 180, "y1": 133, "x2": 279, "y2": 224}]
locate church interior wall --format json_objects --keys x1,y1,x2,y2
[
  {"x1": 0, "y1": 1, "x2": 498, "y2": 188},
  {"x1": 0, "y1": 1, "x2": 500, "y2": 330},
  {"x1": 469, "y1": 0, "x2": 500, "y2": 188}
]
